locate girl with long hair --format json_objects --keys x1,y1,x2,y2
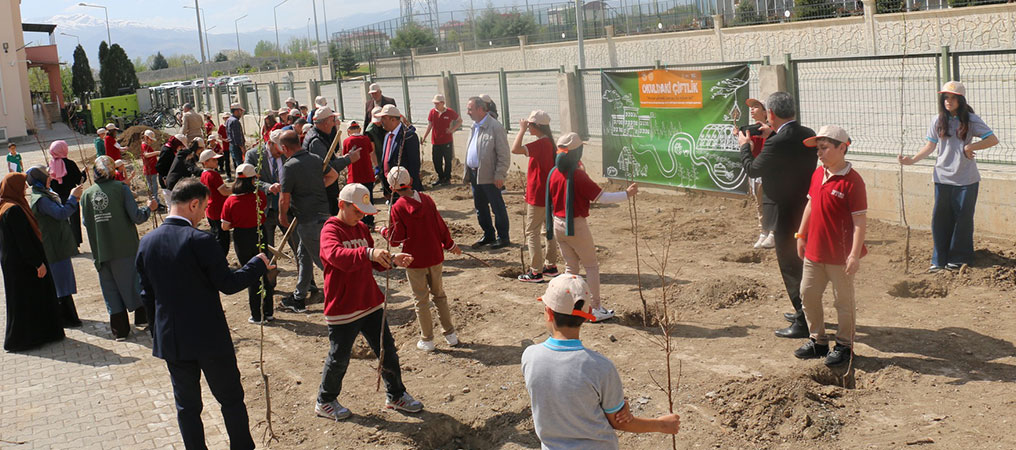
[
  {"x1": 512, "y1": 110, "x2": 559, "y2": 283},
  {"x1": 220, "y1": 164, "x2": 273, "y2": 323}
]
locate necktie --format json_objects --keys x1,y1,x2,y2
[{"x1": 384, "y1": 133, "x2": 395, "y2": 172}]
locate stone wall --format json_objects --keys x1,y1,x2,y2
[{"x1": 377, "y1": 3, "x2": 1016, "y2": 76}]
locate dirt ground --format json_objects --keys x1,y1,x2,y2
[{"x1": 120, "y1": 158, "x2": 1016, "y2": 450}]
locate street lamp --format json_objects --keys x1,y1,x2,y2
[
  {"x1": 77, "y1": 3, "x2": 111, "y2": 44},
  {"x1": 183, "y1": 5, "x2": 212, "y2": 61},
  {"x1": 312, "y1": 0, "x2": 324, "y2": 81},
  {"x1": 274, "y1": 0, "x2": 291, "y2": 71},
  {"x1": 186, "y1": 0, "x2": 211, "y2": 107},
  {"x1": 60, "y1": 32, "x2": 80, "y2": 46},
  {"x1": 206, "y1": 25, "x2": 217, "y2": 61},
  {"x1": 234, "y1": 14, "x2": 248, "y2": 57}
]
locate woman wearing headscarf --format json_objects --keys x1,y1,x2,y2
[
  {"x1": 47, "y1": 140, "x2": 87, "y2": 245},
  {"x1": 27, "y1": 165, "x2": 84, "y2": 327},
  {"x1": 0, "y1": 173, "x2": 65, "y2": 351},
  {"x1": 545, "y1": 133, "x2": 638, "y2": 323},
  {"x1": 81, "y1": 156, "x2": 157, "y2": 340}
]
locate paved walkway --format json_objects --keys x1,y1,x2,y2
[{"x1": 2, "y1": 121, "x2": 236, "y2": 449}]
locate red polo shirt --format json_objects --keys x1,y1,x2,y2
[
  {"x1": 804, "y1": 164, "x2": 868, "y2": 265},
  {"x1": 549, "y1": 168, "x2": 602, "y2": 219},
  {"x1": 427, "y1": 107, "x2": 459, "y2": 145},
  {"x1": 141, "y1": 142, "x2": 158, "y2": 175},
  {"x1": 524, "y1": 137, "x2": 555, "y2": 207},
  {"x1": 343, "y1": 134, "x2": 376, "y2": 184},
  {"x1": 103, "y1": 135, "x2": 121, "y2": 161},
  {"x1": 221, "y1": 191, "x2": 267, "y2": 229},
  {"x1": 201, "y1": 169, "x2": 227, "y2": 221}
]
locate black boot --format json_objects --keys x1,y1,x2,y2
[
  {"x1": 775, "y1": 314, "x2": 809, "y2": 338},
  {"x1": 783, "y1": 311, "x2": 799, "y2": 323},
  {"x1": 134, "y1": 306, "x2": 149, "y2": 328},
  {"x1": 110, "y1": 311, "x2": 130, "y2": 340},
  {"x1": 58, "y1": 296, "x2": 83, "y2": 328}
]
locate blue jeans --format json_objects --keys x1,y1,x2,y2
[
  {"x1": 229, "y1": 143, "x2": 244, "y2": 169},
  {"x1": 932, "y1": 182, "x2": 978, "y2": 267},
  {"x1": 468, "y1": 168, "x2": 510, "y2": 241}
]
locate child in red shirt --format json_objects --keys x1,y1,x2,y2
[
  {"x1": 421, "y1": 95, "x2": 462, "y2": 186},
  {"x1": 198, "y1": 149, "x2": 231, "y2": 256},
  {"x1": 377, "y1": 166, "x2": 462, "y2": 352},
  {"x1": 103, "y1": 124, "x2": 123, "y2": 161},
  {"x1": 141, "y1": 130, "x2": 162, "y2": 208},
  {"x1": 221, "y1": 163, "x2": 272, "y2": 324},
  {"x1": 793, "y1": 125, "x2": 867, "y2": 367},
  {"x1": 315, "y1": 183, "x2": 423, "y2": 421},
  {"x1": 740, "y1": 98, "x2": 777, "y2": 249},
  {"x1": 511, "y1": 110, "x2": 559, "y2": 283},
  {"x1": 218, "y1": 113, "x2": 232, "y2": 177},
  {"x1": 546, "y1": 133, "x2": 638, "y2": 323},
  {"x1": 342, "y1": 121, "x2": 379, "y2": 227}
]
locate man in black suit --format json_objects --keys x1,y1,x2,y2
[
  {"x1": 136, "y1": 178, "x2": 272, "y2": 450},
  {"x1": 376, "y1": 105, "x2": 424, "y2": 192},
  {"x1": 364, "y1": 83, "x2": 396, "y2": 125},
  {"x1": 739, "y1": 92, "x2": 817, "y2": 339}
]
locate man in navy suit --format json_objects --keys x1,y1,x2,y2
[
  {"x1": 376, "y1": 105, "x2": 424, "y2": 193},
  {"x1": 136, "y1": 178, "x2": 272, "y2": 450}
]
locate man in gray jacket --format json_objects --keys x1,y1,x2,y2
[{"x1": 463, "y1": 96, "x2": 511, "y2": 249}]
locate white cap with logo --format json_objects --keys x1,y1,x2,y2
[
  {"x1": 143, "y1": 130, "x2": 156, "y2": 140},
  {"x1": 939, "y1": 80, "x2": 966, "y2": 97},
  {"x1": 339, "y1": 183, "x2": 378, "y2": 215},
  {"x1": 538, "y1": 274, "x2": 596, "y2": 321},
  {"x1": 386, "y1": 166, "x2": 412, "y2": 190}
]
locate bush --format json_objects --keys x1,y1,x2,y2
[
  {"x1": 733, "y1": 0, "x2": 761, "y2": 25},
  {"x1": 793, "y1": 0, "x2": 836, "y2": 20}
]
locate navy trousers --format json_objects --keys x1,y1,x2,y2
[
  {"x1": 467, "y1": 168, "x2": 510, "y2": 242},
  {"x1": 165, "y1": 354, "x2": 255, "y2": 450},
  {"x1": 932, "y1": 182, "x2": 979, "y2": 267}
]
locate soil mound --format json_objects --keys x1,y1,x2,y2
[
  {"x1": 119, "y1": 125, "x2": 172, "y2": 158},
  {"x1": 695, "y1": 278, "x2": 765, "y2": 309},
  {"x1": 498, "y1": 267, "x2": 526, "y2": 279},
  {"x1": 887, "y1": 279, "x2": 948, "y2": 298},
  {"x1": 709, "y1": 373, "x2": 848, "y2": 442},
  {"x1": 721, "y1": 250, "x2": 764, "y2": 264}
]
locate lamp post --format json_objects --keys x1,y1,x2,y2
[
  {"x1": 183, "y1": 5, "x2": 212, "y2": 62},
  {"x1": 274, "y1": 0, "x2": 291, "y2": 70},
  {"x1": 312, "y1": 0, "x2": 325, "y2": 81},
  {"x1": 575, "y1": 0, "x2": 586, "y2": 69},
  {"x1": 206, "y1": 25, "x2": 217, "y2": 61},
  {"x1": 186, "y1": 0, "x2": 211, "y2": 107},
  {"x1": 234, "y1": 14, "x2": 248, "y2": 57},
  {"x1": 60, "y1": 32, "x2": 80, "y2": 46},
  {"x1": 77, "y1": 3, "x2": 111, "y2": 44}
]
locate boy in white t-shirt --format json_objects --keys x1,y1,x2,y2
[{"x1": 521, "y1": 275, "x2": 680, "y2": 449}]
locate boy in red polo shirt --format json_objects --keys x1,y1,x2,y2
[
  {"x1": 512, "y1": 110, "x2": 559, "y2": 282},
  {"x1": 342, "y1": 121, "x2": 379, "y2": 227},
  {"x1": 422, "y1": 94, "x2": 462, "y2": 186},
  {"x1": 198, "y1": 149, "x2": 232, "y2": 256},
  {"x1": 315, "y1": 183, "x2": 423, "y2": 420},
  {"x1": 377, "y1": 166, "x2": 462, "y2": 352},
  {"x1": 793, "y1": 125, "x2": 867, "y2": 367}
]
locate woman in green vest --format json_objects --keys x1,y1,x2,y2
[
  {"x1": 26, "y1": 165, "x2": 84, "y2": 327},
  {"x1": 81, "y1": 156, "x2": 157, "y2": 340}
]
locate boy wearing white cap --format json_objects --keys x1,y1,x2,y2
[
  {"x1": 199, "y1": 149, "x2": 232, "y2": 256},
  {"x1": 221, "y1": 163, "x2": 273, "y2": 324},
  {"x1": 522, "y1": 275, "x2": 680, "y2": 449},
  {"x1": 422, "y1": 94, "x2": 462, "y2": 186},
  {"x1": 793, "y1": 125, "x2": 867, "y2": 367},
  {"x1": 315, "y1": 183, "x2": 423, "y2": 420},
  {"x1": 377, "y1": 167, "x2": 461, "y2": 352},
  {"x1": 94, "y1": 127, "x2": 108, "y2": 157}
]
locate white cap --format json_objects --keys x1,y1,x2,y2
[
  {"x1": 368, "y1": 83, "x2": 381, "y2": 94},
  {"x1": 526, "y1": 110, "x2": 551, "y2": 126},
  {"x1": 114, "y1": 159, "x2": 125, "y2": 167},
  {"x1": 229, "y1": 102, "x2": 244, "y2": 111},
  {"x1": 198, "y1": 149, "x2": 221, "y2": 163},
  {"x1": 804, "y1": 125, "x2": 852, "y2": 147},
  {"x1": 538, "y1": 274, "x2": 596, "y2": 322},
  {"x1": 314, "y1": 106, "x2": 340, "y2": 123},
  {"x1": 97, "y1": 127, "x2": 108, "y2": 135},
  {"x1": 339, "y1": 183, "x2": 378, "y2": 214},
  {"x1": 174, "y1": 133, "x2": 187, "y2": 143},
  {"x1": 479, "y1": 93, "x2": 493, "y2": 104},
  {"x1": 221, "y1": 112, "x2": 231, "y2": 119},
  {"x1": 556, "y1": 132, "x2": 584, "y2": 151},
  {"x1": 105, "y1": 123, "x2": 119, "y2": 131},
  {"x1": 235, "y1": 163, "x2": 256, "y2": 178},
  {"x1": 373, "y1": 104, "x2": 401, "y2": 118},
  {"x1": 386, "y1": 166, "x2": 412, "y2": 190},
  {"x1": 432, "y1": 94, "x2": 445, "y2": 103},
  {"x1": 269, "y1": 129, "x2": 284, "y2": 145},
  {"x1": 939, "y1": 80, "x2": 966, "y2": 97},
  {"x1": 285, "y1": 96, "x2": 297, "y2": 104},
  {"x1": 143, "y1": 130, "x2": 156, "y2": 140},
  {"x1": 278, "y1": 107, "x2": 290, "y2": 116},
  {"x1": 370, "y1": 106, "x2": 383, "y2": 124},
  {"x1": 315, "y1": 96, "x2": 327, "y2": 107},
  {"x1": 302, "y1": 123, "x2": 313, "y2": 134}
]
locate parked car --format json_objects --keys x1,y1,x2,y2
[
  {"x1": 228, "y1": 75, "x2": 252, "y2": 86},
  {"x1": 216, "y1": 76, "x2": 232, "y2": 86},
  {"x1": 192, "y1": 78, "x2": 205, "y2": 87}
]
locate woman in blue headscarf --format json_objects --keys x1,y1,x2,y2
[{"x1": 545, "y1": 132, "x2": 638, "y2": 323}]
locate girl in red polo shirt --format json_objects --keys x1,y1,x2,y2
[
  {"x1": 221, "y1": 163, "x2": 272, "y2": 324},
  {"x1": 546, "y1": 133, "x2": 638, "y2": 322},
  {"x1": 512, "y1": 110, "x2": 559, "y2": 283},
  {"x1": 342, "y1": 121, "x2": 379, "y2": 227}
]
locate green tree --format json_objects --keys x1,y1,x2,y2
[
  {"x1": 98, "y1": 41, "x2": 109, "y2": 64},
  {"x1": 793, "y1": 0, "x2": 835, "y2": 20},
  {"x1": 475, "y1": 8, "x2": 538, "y2": 41},
  {"x1": 151, "y1": 52, "x2": 169, "y2": 70},
  {"x1": 70, "y1": 44, "x2": 95, "y2": 99},
  {"x1": 166, "y1": 54, "x2": 199, "y2": 68},
  {"x1": 133, "y1": 56, "x2": 149, "y2": 73},
  {"x1": 336, "y1": 47, "x2": 359, "y2": 78},
  {"x1": 733, "y1": 0, "x2": 760, "y2": 25},
  {"x1": 99, "y1": 43, "x2": 139, "y2": 97},
  {"x1": 391, "y1": 21, "x2": 436, "y2": 52},
  {"x1": 214, "y1": 52, "x2": 228, "y2": 62},
  {"x1": 254, "y1": 40, "x2": 278, "y2": 57}
]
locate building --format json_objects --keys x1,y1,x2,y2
[{"x1": 0, "y1": 0, "x2": 64, "y2": 143}]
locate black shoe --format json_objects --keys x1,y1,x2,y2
[
  {"x1": 541, "y1": 265, "x2": 560, "y2": 277},
  {"x1": 825, "y1": 343, "x2": 852, "y2": 366},
  {"x1": 775, "y1": 316, "x2": 809, "y2": 338},
  {"x1": 473, "y1": 237, "x2": 496, "y2": 247},
  {"x1": 783, "y1": 311, "x2": 799, "y2": 323},
  {"x1": 281, "y1": 294, "x2": 308, "y2": 313},
  {"x1": 490, "y1": 239, "x2": 511, "y2": 249},
  {"x1": 431, "y1": 180, "x2": 443, "y2": 187},
  {"x1": 309, "y1": 285, "x2": 321, "y2": 296},
  {"x1": 794, "y1": 339, "x2": 829, "y2": 359},
  {"x1": 517, "y1": 270, "x2": 544, "y2": 283}
]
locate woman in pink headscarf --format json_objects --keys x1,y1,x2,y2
[{"x1": 48, "y1": 140, "x2": 87, "y2": 245}]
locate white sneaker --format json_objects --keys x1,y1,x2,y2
[
  {"x1": 591, "y1": 307, "x2": 615, "y2": 322},
  {"x1": 760, "y1": 233, "x2": 775, "y2": 249},
  {"x1": 417, "y1": 339, "x2": 436, "y2": 352},
  {"x1": 753, "y1": 233, "x2": 766, "y2": 249},
  {"x1": 315, "y1": 400, "x2": 351, "y2": 421},
  {"x1": 444, "y1": 332, "x2": 459, "y2": 347}
]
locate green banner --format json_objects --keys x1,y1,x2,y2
[{"x1": 601, "y1": 66, "x2": 751, "y2": 193}]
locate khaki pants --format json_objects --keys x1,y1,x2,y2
[
  {"x1": 406, "y1": 264, "x2": 455, "y2": 341},
  {"x1": 800, "y1": 258, "x2": 856, "y2": 346},
  {"x1": 553, "y1": 216, "x2": 601, "y2": 309},
  {"x1": 525, "y1": 204, "x2": 558, "y2": 271}
]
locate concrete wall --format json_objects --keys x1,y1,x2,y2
[
  {"x1": 0, "y1": 0, "x2": 32, "y2": 141},
  {"x1": 377, "y1": 3, "x2": 1016, "y2": 77}
]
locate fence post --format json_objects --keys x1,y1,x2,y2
[
  {"x1": 573, "y1": 65, "x2": 590, "y2": 139},
  {"x1": 308, "y1": 80, "x2": 319, "y2": 108},
  {"x1": 447, "y1": 72, "x2": 461, "y2": 124},
  {"x1": 784, "y1": 52, "x2": 800, "y2": 121},
  {"x1": 252, "y1": 84, "x2": 261, "y2": 120},
  {"x1": 654, "y1": 59, "x2": 662, "y2": 69},
  {"x1": 268, "y1": 82, "x2": 281, "y2": 111},
  {"x1": 499, "y1": 67, "x2": 510, "y2": 132},
  {"x1": 336, "y1": 80, "x2": 345, "y2": 120},
  {"x1": 194, "y1": 87, "x2": 203, "y2": 112},
  {"x1": 238, "y1": 84, "x2": 250, "y2": 115},
  {"x1": 951, "y1": 51, "x2": 960, "y2": 82},
  {"x1": 401, "y1": 73, "x2": 412, "y2": 123},
  {"x1": 557, "y1": 70, "x2": 581, "y2": 135},
  {"x1": 940, "y1": 46, "x2": 952, "y2": 81},
  {"x1": 214, "y1": 86, "x2": 224, "y2": 114}
]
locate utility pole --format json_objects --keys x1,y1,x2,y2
[
  {"x1": 235, "y1": 14, "x2": 248, "y2": 58},
  {"x1": 576, "y1": 0, "x2": 586, "y2": 69},
  {"x1": 312, "y1": 0, "x2": 325, "y2": 81},
  {"x1": 192, "y1": 0, "x2": 211, "y2": 106}
]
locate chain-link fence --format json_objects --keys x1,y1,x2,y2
[{"x1": 953, "y1": 49, "x2": 1016, "y2": 164}]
